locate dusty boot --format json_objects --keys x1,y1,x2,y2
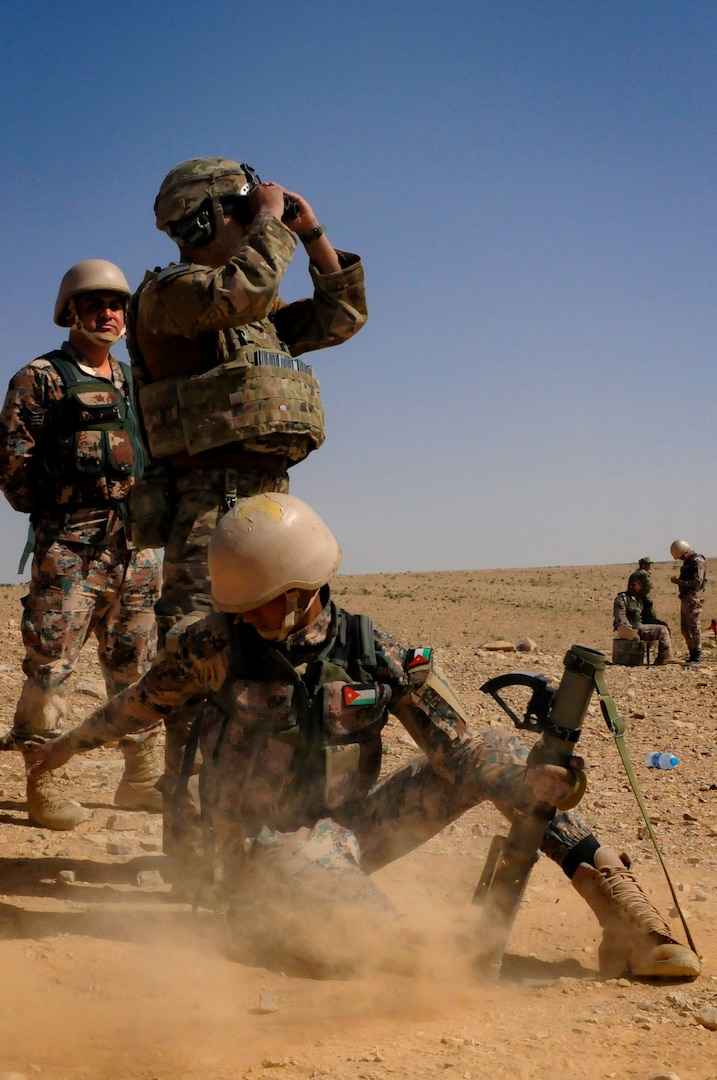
[
  {"x1": 571, "y1": 847, "x2": 700, "y2": 979},
  {"x1": 26, "y1": 770, "x2": 90, "y2": 831},
  {"x1": 654, "y1": 647, "x2": 672, "y2": 666},
  {"x1": 684, "y1": 650, "x2": 702, "y2": 667},
  {"x1": 114, "y1": 736, "x2": 163, "y2": 812}
]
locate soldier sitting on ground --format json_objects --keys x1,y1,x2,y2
[
  {"x1": 613, "y1": 571, "x2": 672, "y2": 665},
  {"x1": 27, "y1": 494, "x2": 699, "y2": 981}
]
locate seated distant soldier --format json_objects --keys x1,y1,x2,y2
[{"x1": 613, "y1": 571, "x2": 671, "y2": 665}]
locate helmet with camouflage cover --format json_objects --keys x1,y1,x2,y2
[
  {"x1": 670, "y1": 539, "x2": 692, "y2": 559},
  {"x1": 154, "y1": 157, "x2": 257, "y2": 241},
  {"x1": 54, "y1": 259, "x2": 131, "y2": 326},
  {"x1": 208, "y1": 492, "x2": 341, "y2": 615}
]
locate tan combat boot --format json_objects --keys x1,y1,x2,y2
[
  {"x1": 571, "y1": 847, "x2": 700, "y2": 979},
  {"x1": 654, "y1": 647, "x2": 672, "y2": 666},
  {"x1": 114, "y1": 736, "x2": 163, "y2": 812},
  {"x1": 26, "y1": 769, "x2": 90, "y2": 831}
]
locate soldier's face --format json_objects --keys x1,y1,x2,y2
[
  {"x1": 240, "y1": 595, "x2": 288, "y2": 636},
  {"x1": 75, "y1": 291, "x2": 126, "y2": 335}
]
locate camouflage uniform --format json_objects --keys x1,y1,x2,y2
[
  {"x1": 676, "y1": 552, "x2": 706, "y2": 654},
  {"x1": 0, "y1": 342, "x2": 160, "y2": 744},
  {"x1": 613, "y1": 589, "x2": 670, "y2": 653},
  {"x1": 127, "y1": 215, "x2": 367, "y2": 831},
  {"x1": 63, "y1": 591, "x2": 598, "y2": 956}
]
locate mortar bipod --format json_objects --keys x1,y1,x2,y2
[{"x1": 472, "y1": 645, "x2": 605, "y2": 977}]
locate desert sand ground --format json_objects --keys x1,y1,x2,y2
[{"x1": 1, "y1": 559, "x2": 716, "y2": 1080}]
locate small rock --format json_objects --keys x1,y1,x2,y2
[
  {"x1": 136, "y1": 869, "x2": 164, "y2": 888},
  {"x1": 56, "y1": 869, "x2": 76, "y2": 884},
  {"x1": 483, "y1": 640, "x2": 515, "y2": 652},
  {"x1": 694, "y1": 1005, "x2": 717, "y2": 1030},
  {"x1": 516, "y1": 638, "x2": 538, "y2": 653},
  {"x1": 257, "y1": 992, "x2": 279, "y2": 1014},
  {"x1": 106, "y1": 813, "x2": 143, "y2": 831},
  {"x1": 106, "y1": 842, "x2": 134, "y2": 856},
  {"x1": 139, "y1": 839, "x2": 163, "y2": 852}
]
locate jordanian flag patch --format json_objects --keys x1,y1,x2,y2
[
  {"x1": 406, "y1": 648, "x2": 432, "y2": 670},
  {"x1": 342, "y1": 683, "x2": 378, "y2": 707}
]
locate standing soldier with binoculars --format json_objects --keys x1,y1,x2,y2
[{"x1": 125, "y1": 157, "x2": 368, "y2": 872}]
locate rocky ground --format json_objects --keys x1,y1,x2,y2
[{"x1": 1, "y1": 560, "x2": 716, "y2": 1080}]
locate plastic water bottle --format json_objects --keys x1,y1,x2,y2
[{"x1": 644, "y1": 752, "x2": 679, "y2": 770}]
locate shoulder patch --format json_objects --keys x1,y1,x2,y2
[
  {"x1": 154, "y1": 262, "x2": 195, "y2": 285},
  {"x1": 405, "y1": 647, "x2": 433, "y2": 671}
]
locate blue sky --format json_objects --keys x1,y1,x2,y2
[{"x1": 1, "y1": 0, "x2": 715, "y2": 578}]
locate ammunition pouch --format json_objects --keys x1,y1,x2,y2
[
  {"x1": 138, "y1": 350, "x2": 325, "y2": 461},
  {"x1": 127, "y1": 465, "x2": 175, "y2": 549},
  {"x1": 319, "y1": 680, "x2": 391, "y2": 809}
]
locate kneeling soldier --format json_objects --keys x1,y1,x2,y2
[{"x1": 28, "y1": 494, "x2": 700, "y2": 979}]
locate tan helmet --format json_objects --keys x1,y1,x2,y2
[
  {"x1": 670, "y1": 539, "x2": 692, "y2": 559},
  {"x1": 208, "y1": 492, "x2": 342, "y2": 613},
  {"x1": 54, "y1": 259, "x2": 131, "y2": 326},
  {"x1": 154, "y1": 157, "x2": 255, "y2": 235}
]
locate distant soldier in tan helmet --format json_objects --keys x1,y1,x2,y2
[
  {"x1": 670, "y1": 539, "x2": 707, "y2": 666},
  {"x1": 0, "y1": 260, "x2": 163, "y2": 829},
  {"x1": 28, "y1": 492, "x2": 700, "y2": 981},
  {"x1": 124, "y1": 157, "x2": 367, "y2": 871}
]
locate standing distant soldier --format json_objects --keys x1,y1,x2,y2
[
  {"x1": 635, "y1": 557, "x2": 654, "y2": 602},
  {"x1": 125, "y1": 157, "x2": 367, "y2": 864},
  {"x1": 0, "y1": 261, "x2": 162, "y2": 829},
  {"x1": 670, "y1": 540, "x2": 707, "y2": 666}
]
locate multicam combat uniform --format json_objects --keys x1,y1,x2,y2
[
  {"x1": 127, "y1": 215, "x2": 367, "y2": 816},
  {"x1": 61, "y1": 590, "x2": 598, "y2": 959},
  {"x1": 676, "y1": 552, "x2": 706, "y2": 654},
  {"x1": 0, "y1": 343, "x2": 160, "y2": 744}
]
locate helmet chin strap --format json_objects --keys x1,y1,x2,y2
[
  {"x1": 255, "y1": 589, "x2": 320, "y2": 642},
  {"x1": 68, "y1": 298, "x2": 126, "y2": 347}
]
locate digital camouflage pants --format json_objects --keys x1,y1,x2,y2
[
  {"x1": 680, "y1": 593, "x2": 703, "y2": 653},
  {"x1": 205, "y1": 726, "x2": 594, "y2": 968},
  {"x1": 13, "y1": 523, "x2": 160, "y2": 744}
]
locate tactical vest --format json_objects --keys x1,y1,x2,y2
[
  {"x1": 679, "y1": 554, "x2": 707, "y2": 596},
  {"x1": 40, "y1": 351, "x2": 145, "y2": 501},
  {"x1": 128, "y1": 267, "x2": 325, "y2": 462},
  {"x1": 203, "y1": 606, "x2": 391, "y2": 829}
]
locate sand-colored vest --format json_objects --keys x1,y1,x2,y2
[{"x1": 129, "y1": 271, "x2": 325, "y2": 461}]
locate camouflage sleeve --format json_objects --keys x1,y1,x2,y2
[
  {"x1": 137, "y1": 216, "x2": 298, "y2": 338},
  {"x1": 0, "y1": 360, "x2": 63, "y2": 513},
  {"x1": 63, "y1": 614, "x2": 232, "y2": 750},
  {"x1": 373, "y1": 629, "x2": 469, "y2": 758},
  {"x1": 613, "y1": 592, "x2": 629, "y2": 631},
  {"x1": 271, "y1": 250, "x2": 367, "y2": 356}
]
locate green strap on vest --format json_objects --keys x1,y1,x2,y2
[{"x1": 593, "y1": 666, "x2": 698, "y2": 955}]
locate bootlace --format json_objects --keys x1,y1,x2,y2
[{"x1": 599, "y1": 865, "x2": 674, "y2": 939}]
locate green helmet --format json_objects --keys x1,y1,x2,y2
[{"x1": 154, "y1": 157, "x2": 256, "y2": 236}]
